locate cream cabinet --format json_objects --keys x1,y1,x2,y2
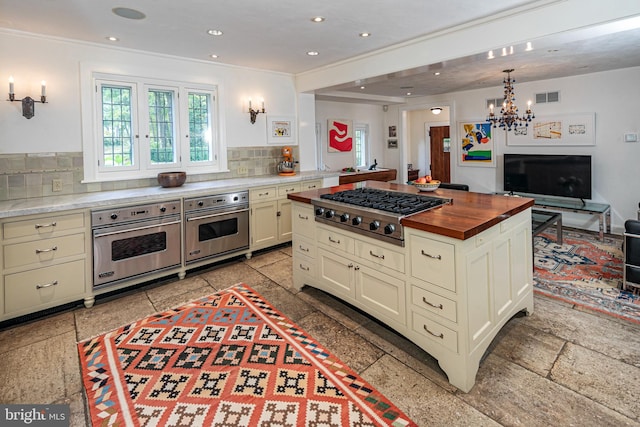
[
  {"x1": 1, "y1": 210, "x2": 91, "y2": 321},
  {"x1": 314, "y1": 223, "x2": 408, "y2": 332},
  {"x1": 250, "y1": 182, "x2": 301, "y2": 251},
  {"x1": 291, "y1": 200, "x2": 533, "y2": 393}
]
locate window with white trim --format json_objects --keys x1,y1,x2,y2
[
  {"x1": 85, "y1": 73, "x2": 222, "y2": 182},
  {"x1": 354, "y1": 124, "x2": 369, "y2": 168}
]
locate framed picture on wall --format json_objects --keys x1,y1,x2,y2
[
  {"x1": 507, "y1": 113, "x2": 595, "y2": 146},
  {"x1": 328, "y1": 119, "x2": 353, "y2": 152},
  {"x1": 457, "y1": 120, "x2": 496, "y2": 167},
  {"x1": 267, "y1": 116, "x2": 296, "y2": 144}
]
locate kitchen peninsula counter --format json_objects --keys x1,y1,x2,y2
[{"x1": 287, "y1": 180, "x2": 534, "y2": 240}]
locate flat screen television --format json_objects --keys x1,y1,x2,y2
[{"x1": 503, "y1": 154, "x2": 592, "y2": 200}]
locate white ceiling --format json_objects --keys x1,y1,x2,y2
[{"x1": 2, "y1": 0, "x2": 640, "y2": 100}]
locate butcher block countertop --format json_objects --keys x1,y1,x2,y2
[{"x1": 287, "y1": 180, "x2": 534, "y2": 240}]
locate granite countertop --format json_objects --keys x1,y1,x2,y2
[
  {"x1": 0, "y1": 171, "x2": 340, "y2": 219},
  {"x1": 287, "y1": 180, "x2": 535, "y2": 240}
]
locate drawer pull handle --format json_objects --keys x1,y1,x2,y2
[
  {"x1": 369, "y1": 250, "x2": 384, "y2": 259},
  {"x1": 299, "y1": 245, "x2": 309, "y2": 252},
  {"x1": 422, "y1": 297, "x2": 443, "y2": 310},
  {"x1": 328, "y1": 237, "x2": 340, "y2": 244},
  {"x1": 298, "y1": 214, "x2": 309, "y2": 220},
  {"x1": 348, "y1": 263, "x2": 354, "y2": 268},
  {"x1": 424, "y1": 325, "x2": 444, "y2": 339},
  {"x1": 308, "y1": 185, "x2": 316, "y2": 189},
  {"x1": 259, "y1": 192, "x2": 270, "y2": 196},
  {"x1": 35, "y1": 246, "x2": 58, "y2": 254},
  {"x1": 421, "y1": 250, "x2": 442, "y2": 260},
  {"x1": 299, "y1": 264, "x2": 309, "y2": 271},
  {"x1": 36, "y1": 280, "x2": 59, "y2": 290},
  {"x1": 35, "y1": 222, "x2": 57, "y2": 229}
]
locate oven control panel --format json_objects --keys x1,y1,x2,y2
[
  {"x1": 91, "y1": 200, "x2": 181, "y2": 226},
  {"x1": 184, "y1": 191, "x2": 249, "y2": 212}
]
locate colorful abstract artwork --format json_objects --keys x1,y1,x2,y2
[
  {"x1": 459, "y1": 121, "x2": 495, "y2": 167},
  {"x1": 328, "y1": 119, "x2": 353, "y2": 152}
]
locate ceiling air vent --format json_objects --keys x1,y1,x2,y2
[{"x1": 535, "y1": 91, "x2": 560, "y2": 104}]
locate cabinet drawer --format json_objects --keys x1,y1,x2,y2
[
  {"x1": 411, "y1": 284, "x2": 457, "y2": 323},
  {"x1": 294, "y1": 252, "x2": 316, "y2": 277},
  {"x1": 301, "y1": 180, "x2": 322, "y2": 191},
  {"x1": 278, "y1": 183, "x2": 301, "y2": 197},
  {"x1": 294, "y1": 236, "x2": 316, "y2": 259},
  {"x1": 317, "y1": 226, "x2": 354, "y2": 254},
  {"x1": 250, "y1": 186, "x2": 277, "y2": 202},
  {"x1": 409, "y1": 235, "x2": 456, "y2": 292},
  {"x1": 3, "y1": 213, "x2": 85, "y2": 240},
  {"x1": 412, "y1": 311, "x2": 458, "y2": 353},
  {"x1": 4, "y1": 233, "x2": 85, "y2": 270},
  {"x1": 4, "y1": 259, "x2": 85, "y2": 313},
  {"x1": 355, "y1": 240, "x2": 405, "y2": 273},
  {"x1": 292, "y1": 204, "x2": 315, "y2": 239}
]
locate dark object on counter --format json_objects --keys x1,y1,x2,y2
[
  {"x1": 368, "y1": 159, "x2": 378, "y2": 170},
  {"x1": 439, "y1": 183, "x2": 469, "y2": 191},
  {"x1": 157, "y1": 171, "x2": 187, "y2": 188},
  {"x1": 338, "y1": 169, "x2": 397, "y2": 185}
]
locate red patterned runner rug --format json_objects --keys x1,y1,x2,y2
[{"x1": 78, "y1": 283, "x2": 417, "y2": 426}]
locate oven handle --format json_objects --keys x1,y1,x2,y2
[
  {"x1": 93, "y1": 219, "x2": 182, "y2": 238},
  {"x1": 186, "y1": 207, "x2": 249, "y2": 222}
]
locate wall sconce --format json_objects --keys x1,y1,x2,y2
[
  {"x1": 8, "y1": 76, "x2": 48, "y2": 119},
  {"x1": 248, "y1": 97, "x2": 265, "y2": 124}
]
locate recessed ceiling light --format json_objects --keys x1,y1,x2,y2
[
  {"x1": 406, "y1": 92, "x2": 412, "y2": 96},
  {"x1": 207, "y1": 29, "x2": 223, "y2": 36},
  {"x1": 106, "y1": 36, "x2": 119, "y2": 42},
  {"x1": 307, "y1": 51, "x2": 319, "y2": 56},
  {"x1": 311, "y1": 16, "x2": 325, "y2": 23},
  {"x1": 360, "y1": 86, "x2": 365, "y2": 90},
  {"x1": 112, "y1": 7, "x2": 146, "y2": 20},
  {"x1": 433, "y1": 72, "x2": 441, "y2": 76},
  {"x1": 210, "y1": 54, "x2": 219, "y2": 59},
  {"x1": 359, "y1": 32, "x2": 371, "y2": 37}
]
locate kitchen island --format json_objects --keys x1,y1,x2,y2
[{"x1": 288, "y1": 180, "x2": 535, "y2": 392}]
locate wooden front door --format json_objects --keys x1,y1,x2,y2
[{"x1": 429, "y1": 125, "x2": 450, "y2": 182}]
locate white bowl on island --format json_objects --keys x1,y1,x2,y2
[{"x1": 411, "y1": 180, "x2": 440, "y2": 192}]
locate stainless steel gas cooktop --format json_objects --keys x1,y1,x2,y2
[{"x1": 312, "y1": 188, "x2": 450, "y2": 246}]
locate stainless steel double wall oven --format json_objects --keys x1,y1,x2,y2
[{"x1": 91, "y1": 190, "x2": 250, "y2": 290}]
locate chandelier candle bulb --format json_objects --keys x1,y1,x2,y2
[
  {"x1": 9, "y1": 76, "x2": 14, "y2": 95},
  {"x1": 41, "y1": 81, "x2": 46, "y2": 97}
]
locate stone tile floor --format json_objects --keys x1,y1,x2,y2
[{"x1": 1, "y1": 244, "x2": 639, "y2": 426}]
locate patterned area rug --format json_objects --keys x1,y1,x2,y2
[
  {"x1": 534, "y1": 229, "x2": 640, "y2": 324},
  {"x1": 78, "y1": 283, "x2": 417, "y2": 426}
]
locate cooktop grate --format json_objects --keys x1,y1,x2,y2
[{"x1": 319, "y1": 188, "x2": 449, "y2": 216}]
